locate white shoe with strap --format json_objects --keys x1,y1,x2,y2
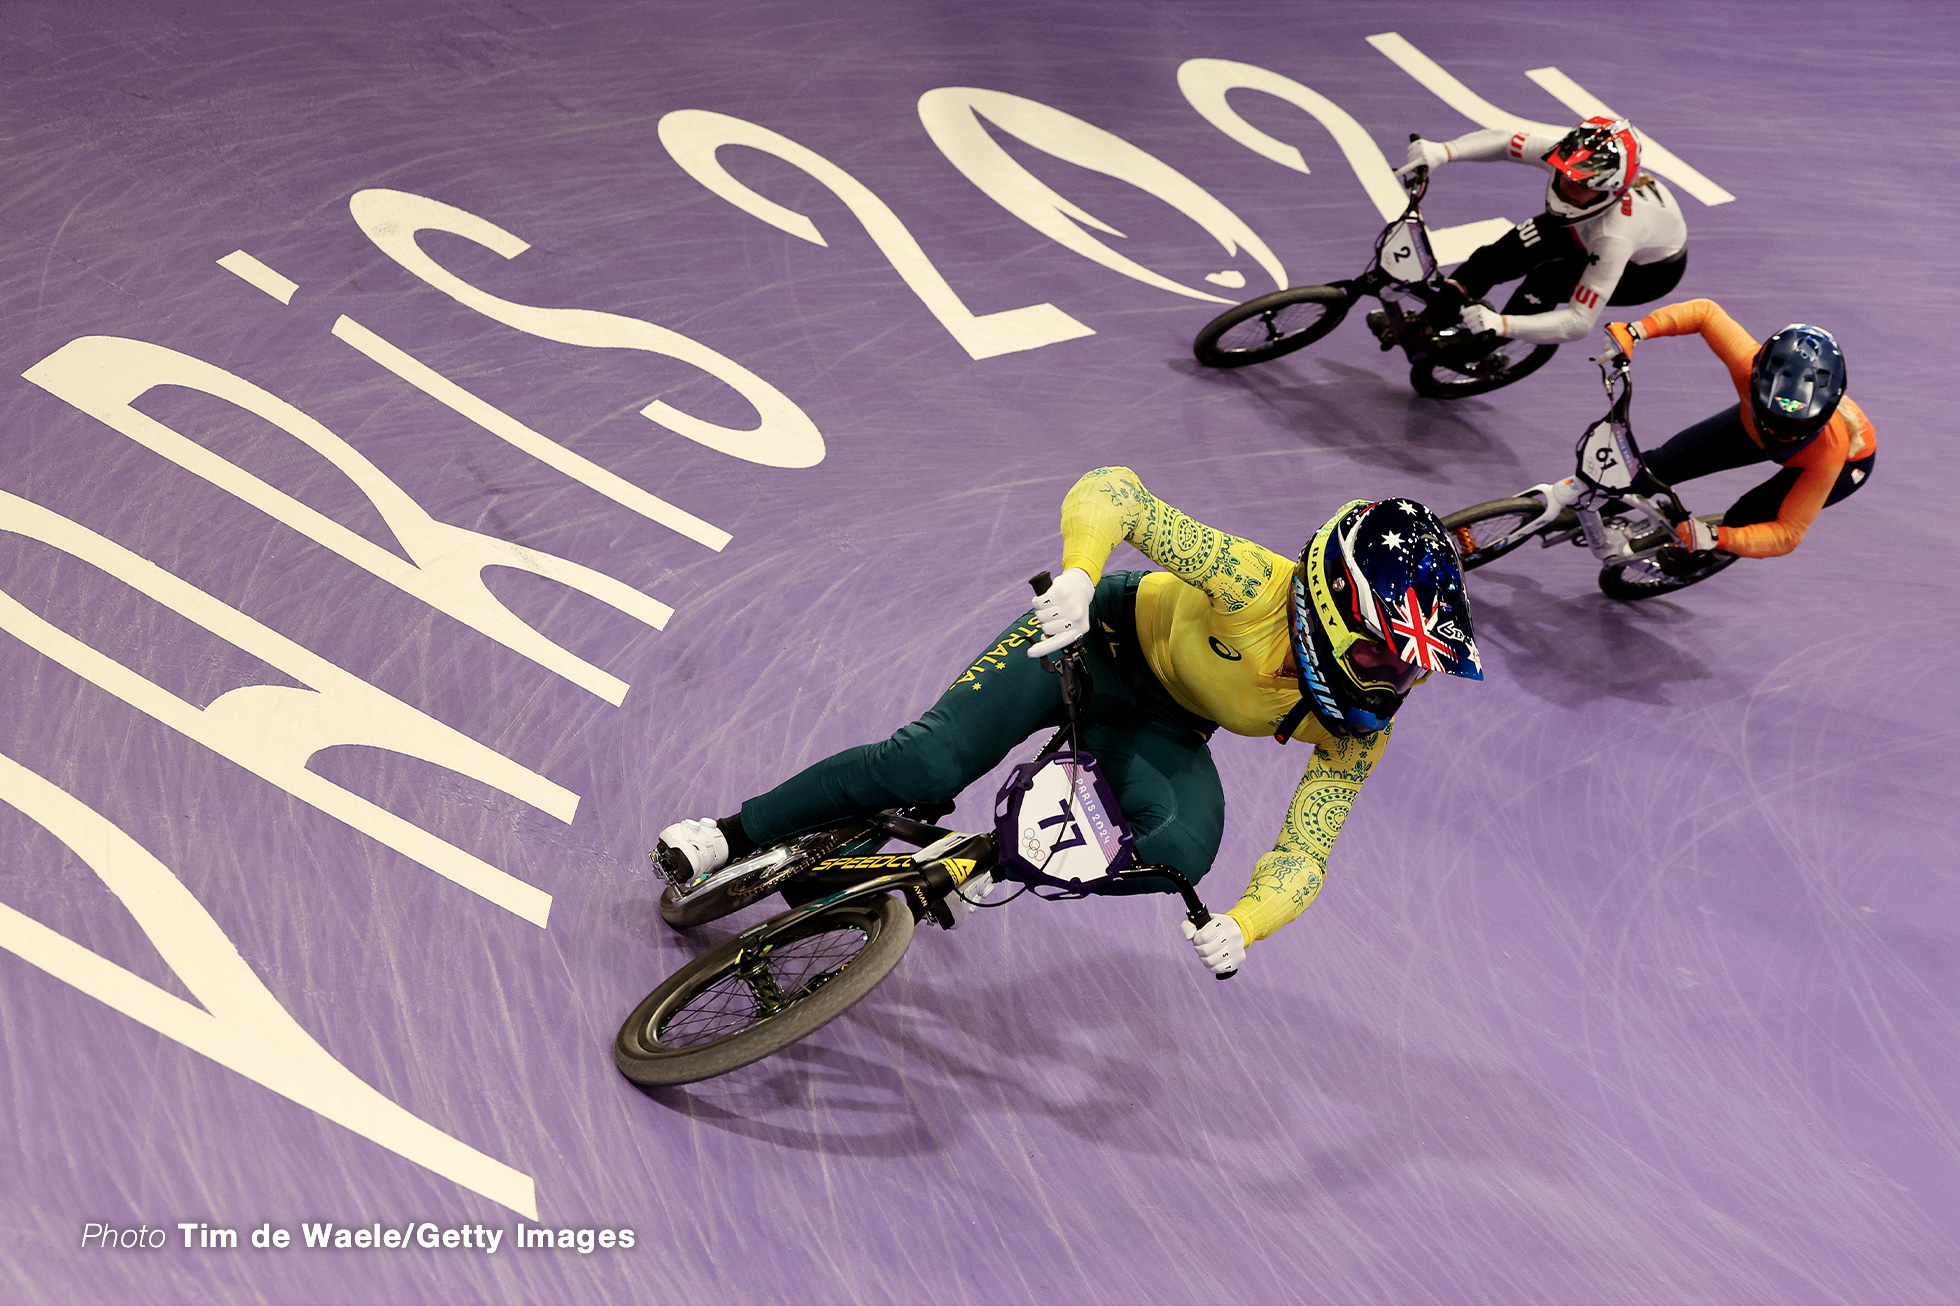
[{"x1": 654, "y1": 818, "x2": 729, "y2": 888}]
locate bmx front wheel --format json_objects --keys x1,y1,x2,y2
[
  {"x1": 1597, "y1": 532, "x2": 1739, "y2": 601},
  {"x1": 616, "y1": 894, "x2": 914, "y2": 1086},
  {"x1": 1441, "y1": 496, "x2": 1561, "y2": 571},
  {"x1": 1193, "y1": 285, "x2": 1352, "y2": 368},
  {"x1": 1410, "y1": 339, "x2": 1557, "y2": 399}
]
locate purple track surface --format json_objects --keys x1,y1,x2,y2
[{"x1": 2, "y1": 3, "x2": 1955, "y2": 1303}]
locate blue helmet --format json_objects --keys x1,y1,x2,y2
[
  {"x1": 1751, "y1": 324, "x2": 1845, "y2": 460},
  {"x1": 1289, "y1": 498, "x2": 1482, "y2": 740}
]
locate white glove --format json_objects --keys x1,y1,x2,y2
[
  {"x1": 1026, "y1": 566, "x2": 1095, "y2": 658},
  {"x1": 1459, "y1": 303, "x2": 1505, "y2": 337},
  {"x1": 1395, "y1": 137, "x2": 1451, "y2": 179},
  {"x1": 1676, "y1": 517, "x2": 1720, "y2": 552},
  {"x1": 1181, "y1": 915, "x2": 1246, "y2": 976}
]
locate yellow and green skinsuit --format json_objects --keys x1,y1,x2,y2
[{"x1": 1059, "y1": 466, "x2": 1389, "y2": 943}]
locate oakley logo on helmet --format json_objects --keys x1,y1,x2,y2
[{"x1": 1289, "y1": 575, "x2": 1347, "y2": 723}]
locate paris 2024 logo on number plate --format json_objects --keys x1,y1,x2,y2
[{"x1": 994, "y1": 751, "x2": 1136, "y2": 888}]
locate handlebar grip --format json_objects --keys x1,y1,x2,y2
[
  {"x1": 1186, "y1": 903, "x2": 1237, "y2": 980},
  {"x1": 1409, "y1": 132, "x2": 1420, "y2": 142},
  {"x1": 1029, "y1": 570, "x2": 1053, "y2": 596}
]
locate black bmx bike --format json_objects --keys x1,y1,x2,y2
[
  {"x1": 1192, "y1": 143, "x2": 1555, "y2": 399},
  {"x1": 616, "y1": 575, "x2": 1234, "y2": 1088},
  {"x1": 1442, "y1": 350, "x2": 1737, "y2": 600}
]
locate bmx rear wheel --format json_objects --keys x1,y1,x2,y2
[
  {"x1": 1410, "y1": 339, "x2": 1557, "y2": 399},
  {"x1": 1441, "y1": 496, "x2": 1561, "y2": 571},
  {"x1": 1193, "y1": 285, "x2": 1351, "y2": 368},
  {"x1": 616, "y1": 894, "x2": 914, "y2": 1086}
]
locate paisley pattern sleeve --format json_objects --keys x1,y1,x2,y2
[
  {"x1": 1058, "y1": 466, "x2": 1275, "y2": 612},
  {"x1": 1225, "y1": 724, "x2": 1391, "y2": 943}
]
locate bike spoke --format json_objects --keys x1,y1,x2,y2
[
  {"x1": 655, "y1": 922, "x2": 875, "y2": 1048},
  {"x1": 1454, "y1": 511, "x2": 1533, "y2": 558},
  {"x1": 1216, "y1": 300, "x2": 1328, "y2": 354}
]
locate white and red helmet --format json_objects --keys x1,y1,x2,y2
[{"x1": 1543, "y1": 117, "x2": 1640, "y2": 219}]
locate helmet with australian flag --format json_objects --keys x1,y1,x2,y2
[{"x1": 1287, "y1": 498, "x2": 1482, "y2": 740}]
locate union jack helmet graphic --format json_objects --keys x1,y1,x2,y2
[{"x1": 1290, "y1": 498, "x2": 1482, "y2": 740}]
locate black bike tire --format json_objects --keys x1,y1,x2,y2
[
  {"x1": 1440, "y1": 496, "x2": 1555, "y2": 571},
  {"x1": 658, "y1": 826, "x2": 871, "y2": 930},
  {"x1": 616, "y1": 893, "x2": 914, "y2": 1086},
  {"x1": 1409, "y1": 341, "x2": 1558, "y2": 399},
  {"x1": 1597, "y1": 536, "x2": 1740, "y2": 601},
  {"x1": 1192, "y1": 285, "x2": 1352, "y2": 369}
]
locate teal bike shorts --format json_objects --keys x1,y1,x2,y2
[{"x1": 740, "y1": 572, "x2": 1226, "y2": 886}]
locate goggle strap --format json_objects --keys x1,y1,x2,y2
[{"x1": 1273, "y1": 699, "x2": 1312, "y2": 745}]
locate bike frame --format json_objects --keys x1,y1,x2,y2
[
  {"x1": 1491, "y1": 353, "x2": 1698, "y2": 568},
  {"x1": 1334, "y1": 169, "x2": 1449, "y2": 350},
  {"x1": 658, "y1": 806, "x2": 945, "y2": 912},
  {"x1": 698, "y1": 576, "x2": 1234, "y2": 980}
]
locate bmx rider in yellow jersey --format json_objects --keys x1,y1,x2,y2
[{"x1": 657, "y1": 468, "x2": 1485, "y2": 975}]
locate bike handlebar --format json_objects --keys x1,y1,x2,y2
[
  {"x1": 1113, "y1": 867, "x2": 1235, "y2": 981},
  {"x1": 1401, "y1": 132, "x2": 1429, "y2": 198}
]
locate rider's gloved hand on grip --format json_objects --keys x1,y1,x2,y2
[
  {"x1": 1655, "y1": 545, "x2": 1705, "y2": 578},
  {"x1": 1676, "y1": 517, "x2": 1720, "y2": 552},
  {"x1": 1459, "y1": 303, "x2": 1504, "y2": 337},
  {"x1": 1026, "y1": 566, "x2": 1095, "y2": 658},
  {"x1": 1395, "y1": 137, "x2": 1451, "y2": 179},
  {"x1": 1603, "y1": 321, "x2": 1644, "y2": 359},
  {"x1": 1181, "y1": 914, "x2": 1246, "y2": 976}
]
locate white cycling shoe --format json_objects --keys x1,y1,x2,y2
[{"x1": 654, "y1": 818, "x2": 730, "y2": 888}]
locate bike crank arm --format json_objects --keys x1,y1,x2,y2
[{"x1": 662, "y1": 841, "x2": 802, "y2": 906}]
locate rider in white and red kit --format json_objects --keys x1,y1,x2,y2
[{"x1": 1397, "y1": 117, "x2": 1688, "y2": 345}]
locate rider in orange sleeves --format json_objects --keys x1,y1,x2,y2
[{"x1": 1596, "y1": 299, "x2": 1873, "y2": 569}]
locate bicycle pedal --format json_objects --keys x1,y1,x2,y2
[{"x1": 650, "y1": 845, "x2": 694, "y2": 891}]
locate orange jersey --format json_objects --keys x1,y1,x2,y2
[{"x1": 1636, "y1": 299, "x2": 1875, "y2": 557}]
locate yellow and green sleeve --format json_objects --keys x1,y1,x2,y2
[
  {"x1": 1227, "y1": 726, "x2": 1390, "y2": 943},
  {"x1": 1059, "y1": 466, "x2": 1278, "y2": 612}
]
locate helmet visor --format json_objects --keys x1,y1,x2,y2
[
  {"x1": 1544, "y1": 117, "x2": 1636, "y2": 206},
  {"x1": 1554, "y1": 144, "x2": 1617, "y2": 181}
]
